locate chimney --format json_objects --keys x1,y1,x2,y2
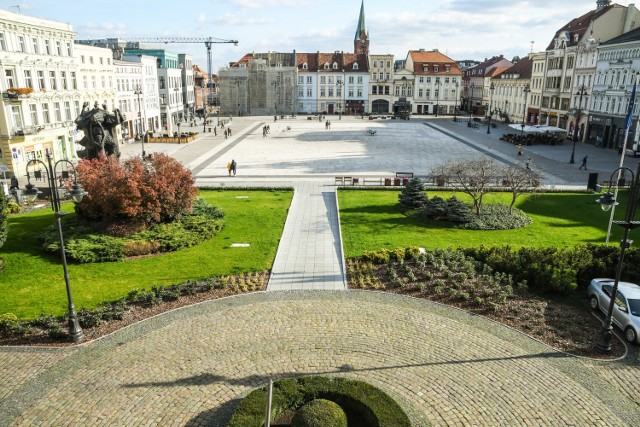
[{"x1": 624, "y1": 4, "x2": 636, "y2": 33}]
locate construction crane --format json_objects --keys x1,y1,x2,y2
[{"x1": 127, "y1": 37, "x2": 238, "y2": 108}]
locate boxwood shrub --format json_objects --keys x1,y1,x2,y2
[{"x1": 227, "y1": 376, "x2": 413, "y2": 427}]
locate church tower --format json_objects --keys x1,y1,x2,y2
[{"x1": 354, "y1": 0, "x2": 369, "y2": 55}]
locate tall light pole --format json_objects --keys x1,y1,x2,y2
[
  {"x1": 595, "y1": 163, "x2": 640, "y2": 353},
  {"x1": 23, "y1": 149, "x2": 88, "y2": 342},
  {"x1": 570, "y1": 85, "x2": 588, "y2": 164},
  {"x1": 134, "y1": 86, "x2": 145, "y2": 158},
  {"x1": 435, "y1": 79, "x2": 441, "y2": 117},
  {"x1": 236, "y1": 80, "x2": 240, "y2": 117},
  {"x1": 487, "y1": 83, "x2": 495, "y2": 134},
  {"x1": 468, "y1": 83, "x2": 474, "y2": 123},
  {"x1": 337, "y1": 78, "x2": 345, "y2": 118},
  {"x1": 520, "y1": 84, "x2": 531, "y2": 137},
  {"x1": 453, "y1": 81, "x2": 459, "y2": 122},
  {"x1": 271, "y1": 77, "x2": 280, "y2": 116}
]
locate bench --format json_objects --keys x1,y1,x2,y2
[
  {"x1": 366, "y1": 130, "x2": 377, "y2": 136},
  {"x1": 601, "y1": 180, "x2": 631, "y2": 189},
  {"x1": 335, "y1": 176, "x2": 356, "y2": 185},
  {"x1": 363, "y1": 178, "x2": 383, "y2": 185},
  {"x1": 395, "y1": 172, "x2": 413, "y2": 178}
]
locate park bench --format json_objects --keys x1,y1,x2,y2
[{"x1": 366, "y1": 130, "x2": 377, "y2": 136}]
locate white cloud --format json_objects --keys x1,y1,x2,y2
[{"x1": 210, "y1": 13, "x2": 274, "y2": 26}]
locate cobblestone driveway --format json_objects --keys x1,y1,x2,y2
[{"x1": 1, "y1": 291, "x2": 638, "y2": 426}]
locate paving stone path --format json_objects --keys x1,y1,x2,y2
[{"x1": 1, "y1": 292, "x2": 638, "y2": 427}]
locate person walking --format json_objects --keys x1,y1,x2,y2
[
  {"x1": 525, "y1": 157, "x2": 531, "y2": 171},
  {"x1": 228, "y1": 127, "x2": 232, "y2": 136},
  {"x1": 214, "y1": 127, "x2": 217, "y2": 136},
  {"x1": 517, "y1": 144, "x2": 523, "y2": 156},
  {"x1": 226, "y1": 161, "x2": 231, "y2": 176},
  {"x1": 224, "y1": 128, "x2": 228, "y2": 139},
  {"x1": 579, "y1": 155, "x2": 588, "y2": 170},
  {"x1": 263, "y1": 126, "x2": 267, "y2": 138},
  {"x1": 231, "y1": 159, "x2": 237, "y2": 176}
]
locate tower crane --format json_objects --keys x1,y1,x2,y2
[{"x1": 127, "y1": 37, "x2": 238, "y2": 107}]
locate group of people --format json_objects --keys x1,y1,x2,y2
[
  {"x1": 324, "y1": 120, "x2": 332, "y2": 130},
  {"x1": 226, "y1": 159, "x2": 237, "y2": 176}
]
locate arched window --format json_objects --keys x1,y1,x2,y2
[
  {"x1": 302, "y1": 62, "x2": 308, "y2": 70},
  {"x1": 332, "y1": 62, "x2": 338, "y2": 70},
  {"x1": 353, "y1": 62, "x2": 359, "y2": 70},
  {"x1": 324, "y1": 62, "x2": 330, "y2": 70}
]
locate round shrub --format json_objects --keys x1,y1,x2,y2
[
  {"x1": 290, "y1": 399, "x2": 347, "y2": 427},
  {"x1": 457, "y1": 204, "x2": 532, "y2": 230}
]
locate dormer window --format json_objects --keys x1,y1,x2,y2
[
  {"x1": 434, "y1": 66, "x2": 439, "y2": 72},
  {"x1": 423, "y1": 65, "x2": 428, "y2": 72},
  {"x1": 445, "y1": 65, "x2": 450, "y2": 72},
  {"x1": 333, "y1": 62, "x2": 338, "y2": 69},
  {"x1": 302, "y1": 62, "x2": 308, "y2": 70},
  {"x1": 574, "y1": 34, "x2": 579, "y2": 43},
  {"x1": 353, "y1": 62, "x2": 359, "y2": 70},
  {"x1": 324, "y1": 62, "x2": 330, "y2": 70}
]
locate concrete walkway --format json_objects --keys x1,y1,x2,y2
[{"x1": 267, "y1": 181, "x2": 346, "y2": 291}]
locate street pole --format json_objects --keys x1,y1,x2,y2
[
  {"x1": 521, "y1": 84, "x2": 530, "y2": 137},
  {"x1": 435, "y1": 80, "x2": 440, "y2": 117},
  {"x1": 134, "y1": 86, "x2": 145, "y2": 158},
  {"x1": 468, "y1": 84, "x2": 474, "y2": 123},
  {"x1": 487, "y1": 83, "x2": 494, "y2": 134},
  {"x1": 596, "y1": 163, "x2": 640, "y2": 353},
  {"x1": 570, "y1": 85, "x2": 587, "y2": 164},
  {"x1": 24, "y1": 149, "x2": 88, "y2": 342},
  {"x1": 453, "y1": 82, "x2": 458, "y2": 122}
]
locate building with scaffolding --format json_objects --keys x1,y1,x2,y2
[{"x1": 218, "y1": 52, "x2": 297, "y2": 116}]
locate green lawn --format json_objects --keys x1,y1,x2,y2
[
  {"x1": 338, "y1": 189, "x2": 625, "y2": 258},
  {"x1": 0, "y1": 190, "x2": 292, "y2": 319}
]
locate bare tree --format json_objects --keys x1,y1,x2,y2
[
  {"x1": 502, "y1": 160, "x2": 543, "y2": 213},
  {"x1": 435, "y1": 157, "x2": 500, "y2": 215}
]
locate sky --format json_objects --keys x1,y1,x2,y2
[{"x1": 0, "y1": 0, "x2": 623, "y2": 72}]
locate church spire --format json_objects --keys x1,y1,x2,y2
[{"x1": 354, "y1": 0, "x2": 369, "y2": 55}]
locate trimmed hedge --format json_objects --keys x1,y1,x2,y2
[
  {"x1": 227, "y1": 376, "x2": 413, "y2": 427},
  {"x1": 291, "y1": 399, "x2": 347, "y2": 427}
]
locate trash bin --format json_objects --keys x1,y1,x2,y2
[
  {"x1": 352, "y1": 177, "x2": 359, "y2": 185},
  {"x1": 394, "y1": 177, "x2": 401, "y2": 186},
  {"x1": 587, "y1": 172, "x2": 599, "y2": 191},
  {"x1": 384, "y1": 177, "x2": 391, "y2": 186},
  {"x1": 402, "y1": 177, "x2": 410, "y2": 186}
]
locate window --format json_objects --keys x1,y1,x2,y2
[
  {"x1": 332, "y1": 62, "x2": 338, "y2": 70},
  {"x1": 298, "y1": 87, "x2": 304, "y2": 97},
  {"x1": 56, "y1": 41, "x2": 62, "y2": 56},
  {"x1": 64, "y1": 101, "x2": 71, "y2": 120},
  {"x1": 65, "y1": 42, "x2": 71, "y2": 56},
  {"x1": 0, "y1": 33, "x2": 5, "y2": 50},
  {"x1": 37, "y1": 71, "x2": 45, "y2": 90},
  {"x1": 302, "y1": 62, "x2": 308, "y2": 69},
  {"x1": 61, "y1": 71, "x2": 67, "y2": 90},
  {"x1": 11, "y1": 106, "x2": 23, "y2": 129},
  {"x1": 348, "y1": 89, "x2": 354, "y2": 98},
  {"x1": 379, "y1": 72, "x2": 384, "y2": 80},
  {"x1": 348, "y1": 76, "x2": 354, "y2": 84},
  {"x1": 159, "y1": 76, "x2": 165, "y2": 89},
  {"x1": 5, "y1": 69, "x2": 14, "y2": 88},
  {"x1": 320, "y1": 76, "x2": 326, "y2": 84},
  {"x1": 48, "y1": 71, "x2": 56, "y2": 90},
  {"x1": 53, "y1": 102, "x2": 62, "y2": 122},
  {"x1": 328, "y1": 87, "x2": 334, "y2": 97},
  {"x1": 42, "y1": 103, "x2": 50, "y2": 123},
  {"x1": 419, "y1": 77, "x2": 424, "y2": 83},
  {"x1": 101, "y1": 76, "x2": 106, "y2": 88},
  {"x1": 298, "y1": 76, "x2": 303, "y2": 84},
  {"x1": 89, "y1": 56, "x2": 94, "y2": 64},
  {"x1": 373, "y1": 60, "x2": 378, "y2": 68},
  {"x1": 82, "y1": 75, "x2": 87, "y2": 89},
  {"x1": 320, "y1": 87, "x2": 326, "y2": 97},
  {"x1": 418, "y1": 89, "x2": 423, "y2": 97},
  {"x1": 307, "y1": 88, "x2": 312, "y2": 97},
  {"x1": 44, "y1": 40, "x2": 51, "y2": 55},
  {"x1": 18, "y1": 36, "x2": 25, "y2": 52},
  {"x1": 324, "y1": 62, "x2": 330, "y2": 70},
  {"x1": 357, "y1": 76, "x2": 363, "y2": 84},
  {"x1": 91, "y1": 75, "x2": 96, "y2": 89},
  {"x1": 31, "y1": 37, "x2": 39, "y2": 54},
  {"x1": 328, "y1": 76, "x2": 334, "y2": 84},
  {"x1": 445, "y1": 65, "x2": 450, "y2": 73},
  {"x1": 24, "y1": 70, "x2": 33, "y2": 88},
  {"x1": 372, "y1": 86, "x2": 377, "y2": 95},
  {"x1": 74, "y1": 101, "x2": 80, "y2": 117},
  {"x1": 353, "y1": 62, "x2": 359, "y2": 70},
  {"x1": 29, "y1": 104, "x2": 38, "y2": 125},
  {"x1": 357, "y1": 88, "x2": 362, "y2": 97},
  {"x1": 434, "y1": 66, "x2": 439, "y2": 72},
  {"x1": 71, "y1": 72, "x2": 77, "y2": 89}
]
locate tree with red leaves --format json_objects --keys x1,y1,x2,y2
[{"x1": 75, "y1": 154, "x2": 198, "y2": 230}]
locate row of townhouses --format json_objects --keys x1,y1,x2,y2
[
  {"x1": 4, "y1": 0, "x2": 640, "y2": 179},
  {"x1": 0, "y1": 9, "x2": 215, "y2": 178}
]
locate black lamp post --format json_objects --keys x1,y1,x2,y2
[
  {"x1": 271, "y1": 78, "x2": 280, "y2": 116},
  {"x1": 521, "y1": 84, "x2": 531, "y2": 137},
  {"x1": 570, "y1": 85, "x2": 588, "y2": 164},
  {"x1": 236, "y1": 80, "x2": 240, "y2": 117},
  {"x1": 453, "y1": 81, "x2": 459, "y2": 122},
  {"x1": 487, "y1": 83, "x2": 495, "y2": 134},
  {"x1": 134, "y1": 86, "x2": 145, "y2": 158},
  {"x1": 468, "y1": 83, "x2": 474, "y2": 123},
  {"x1": 337, "y1": 79, "x2": 344, "y2": 119},
  {"x1": 435, "y1": 79, "x2": 440, "y2": 117},
  {"x1": 24, "y1": 149, "x2": 88, "y2": 342},
  {"x1": 595, "y1": 163, "x2": 640, "y2": 353}
]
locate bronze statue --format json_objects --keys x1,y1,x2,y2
[{"x1": 75, "y1": 102, "x2": 124, "y2": 159}]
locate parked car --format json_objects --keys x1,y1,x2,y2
[{"x1": 587, "y1": 278, "x2": 640, "y2": 344}]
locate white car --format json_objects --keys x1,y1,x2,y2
[{"x1": 587, "y1": 278, "x2": 640, "y2": 344}]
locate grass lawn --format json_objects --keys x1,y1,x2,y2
[
  {"x1": 338, "y1": 189, "x2": 625, "y2": 258},
  {"x1": 0, "y1": 189, "x2": 292, "y2": 319}
]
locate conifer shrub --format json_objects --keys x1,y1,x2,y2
[{"x1": 398, "y1": 177, "x2": 428, "y2": 211}]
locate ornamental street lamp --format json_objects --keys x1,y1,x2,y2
[
  {"x1": 487, "y1": 83, "x2": 495, "y2": 134},
  {"x1": 570, "y1": 85, "x2": 589, "y2": 164},
  {"x1": 134, "y1": 86, "x2": 145, "y2": 158},
  {"x1": 337, "y1": 79, "x2": 345, "y2": 119},
  {"x1": 271, "y1": 78, "x2": 280, "y2": 116},
  {"x1": 521, "y1": 84, "x2": 531, "y2": 137},
  {"x1": 24, "y1": 149, "x2": 88, "y2": 342},
  {"x1": 595, "y1": 163, "x2": 640, "y2": 353},
  {"x1": 468, "y1": 83, "x2": 475, "y2": 123},
  {"x1": 435, "y1": 79, "x2": 441, "y2": 117},
  {"x1": 453, "y1": 81, "x2": 459, "y2": 122}
]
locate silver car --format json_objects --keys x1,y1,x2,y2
[{"x1": 588, "y1": 278, "x2": 640, "y2": 344}]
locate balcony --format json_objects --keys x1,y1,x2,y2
[
  {"x1": 3, "y1": 88, "x2": 34, "y2": 100},
  {"x1": 12, "y1": 125, "x2": 45, "y2": 137}
]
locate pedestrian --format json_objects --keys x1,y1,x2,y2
[
  {"x1": 226, "y1": 161, "x2": 231, "y2": 176},
  {"x1": 224, "y1": 128, "x2": 228, "y2": 139},
  {"x1": 214, "y1": 127, "x2": 217, "y2": 136},
  {"x1": 10, "y1": 176, "x2": 19, "y2": 190},
  {"x1": 325, "y1": 120, "x2": 329, "y2": 130},
  {"x1": 274, "y1": 115, "x2": 277, "y2": 122},
  {"x1": 579, "y1": 155, "x2": 588, "y2": 170},
  {"x1": 328, "y1": 120, "x2": 331, "y2": 129},
  {"x1": 231, "y1": 159, "x2": 237, "y2": 176},
  {"x1": 263, "y1": 126, "x2": 267, "y2": 138},
  {"x1": 525, "y1": 157, "x2": 531, "y2": 171},
  {"x1": 228, "y1": 127, "x2": 232, "y2": 136},
  {"x1": 517, "y1": 144, "x2": 523, "y2": 156},
  {"x1": 266, "y1": 125, "x2": 270, "y2": 134}
]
